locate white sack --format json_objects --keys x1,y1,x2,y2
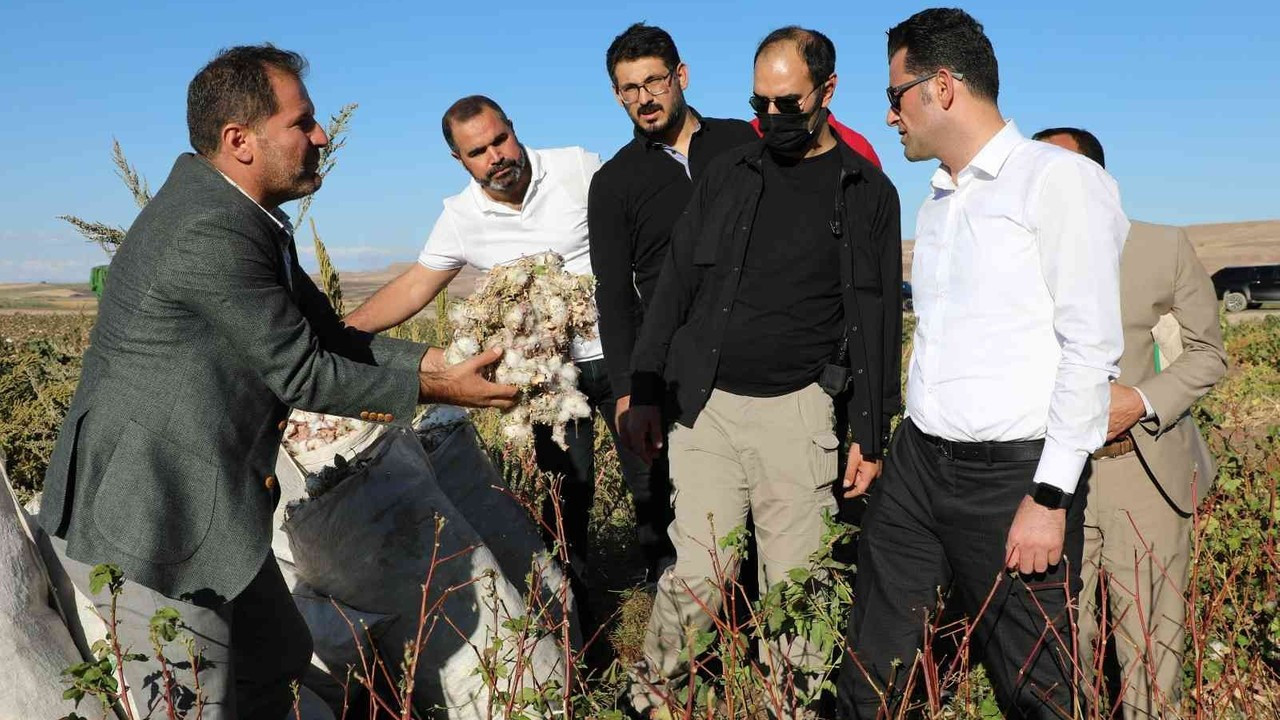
[
  {"x1": 0, "y1": 465, "x2": 87, "y2": 718},
  {"x1": 284, "y1": 430, "x2": 566, "y2": 719}
]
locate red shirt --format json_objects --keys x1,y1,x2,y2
[{"x1": 749, "y1": 112, "x2": 881, "y2": 168}]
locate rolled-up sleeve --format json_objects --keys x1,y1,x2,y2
[{"x1": 1031, "y1": 157, "x2": 1128, "y2": 494}]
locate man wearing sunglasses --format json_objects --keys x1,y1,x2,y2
[
  {"x1": 837, "y1": 9, "x2": 1128, "y2": 719},
  {"x1": 624, "y1": 26, "x2": 901, "y2": 715},
  {"x1": 588, "y1": 23, "x2": 759, "y2": 586}
]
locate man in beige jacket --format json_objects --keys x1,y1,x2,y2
[{"x1": 1036, "y1": 127, "x2": 1228, "y2": 718}]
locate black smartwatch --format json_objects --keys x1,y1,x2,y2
[{"x1": 1030, "y1": 482, "x2": 1073, "y2": 510}]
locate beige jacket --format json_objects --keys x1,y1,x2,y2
[{"x1": 1118, "y1": 221, "x2": 1228, "y2": 514}]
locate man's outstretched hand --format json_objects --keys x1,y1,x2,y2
[{"x1": 419, "y1": 346, "x2": 519, "y2": 409}]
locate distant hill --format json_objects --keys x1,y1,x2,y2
[{"x1": 3, "y1": 219, "x2": 1275, "y2": 312}]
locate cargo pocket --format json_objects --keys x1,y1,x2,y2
[
  {"x1": 796, "y1": 384, "x2": 840, "y2": 491},
  {"x1": 92, "y1": 420, "x2": 218, "y2": 565},
  {"x1": 810, "y1": 431, "x2": 841, "y2": 490}
]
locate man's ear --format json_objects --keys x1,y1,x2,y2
[
  {"x1": 820, "y1": 72, "x2": 838, "y2": 108},
  {"x1": 676, "y1": 62, "x2": 689, "y2": 92},
  {"x1": 222, "y1": 123, "x2": 254, "y2": 164},
  {"x1": 937, "y1": 69, "x2": 960, "y2": 110}
]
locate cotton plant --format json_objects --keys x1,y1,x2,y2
[{"x1": 444, "y1": 251, "x2": 597, "y2": 448}]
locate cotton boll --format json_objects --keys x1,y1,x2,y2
[
  {"x1": 444, "y1": 345, "x2": 466, "y2": 366},
  {"x1": 448, "y1": 304, "x2": 467, "y2": 326},
  {"x1": 502, "y1": 305, "x2": 525, "y2": 330},
  {"x1": 454, "y1": 335, "x2": 480, "y2": 357},
  {"x1": 557, "y1": 362, "x2": 579, "y2": 385},
  {"x1": 560, "y1": 392, "x2": 591, "y2": 421}
]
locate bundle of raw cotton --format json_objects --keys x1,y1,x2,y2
[
  {"x1": 283, "y1": 411, "x2": 367, "y2": 455},
  {"x1": 444, "y1": 251, "x2": 597, "y2": 448}
]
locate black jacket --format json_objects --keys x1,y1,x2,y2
[
  {"x1": 588, "y1": 113, "x2": 758, "y2": 399},
  {"x1": 630, "y1": 139, "x2": 902, "y2": 457}
]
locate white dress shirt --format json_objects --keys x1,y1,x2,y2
[
  {"x1": 419, "y1": 146, "x2": 604, "y2": 362},
  {"x1": 906, "y1": 121, "x2": 1128, "y2": 494}
]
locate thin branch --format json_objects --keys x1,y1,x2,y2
[
  {"x1": 111, "y1": 138, "x2": 151, "y2": 209},
  {"x1": 58, "y1": 214, "x2": 126, "y2": 255},
  {"x1": 295, "y1": 102, "x2": 357, "y2": 226}
]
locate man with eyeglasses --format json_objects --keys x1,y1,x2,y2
[
  {"x1": 346, "y1": 95, "x2": 620, "y2": 623},
  {"x1": 623, "y1": 26, "x2": 901, "y2": 715},
  {"x1": 588, "y1": 23, "x2": 759, "y2": 586},
  {"x1": 837, "y1": 9, "x2": 1128, "y2": 719}
]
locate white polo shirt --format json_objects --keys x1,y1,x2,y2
[{"x1": 419, "y1": 146, "x2": 604, "y2": 362}]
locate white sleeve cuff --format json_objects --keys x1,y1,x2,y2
[
  {"x1": 1031, "y1": 437, "x2": 1089, "y2": 495},
  {"x1": 1134, "y1": 386, "x2": 1157, "y2": 422}
]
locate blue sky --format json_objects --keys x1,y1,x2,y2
[{"x1": 1, "y1": 0, "x2": 1276, "y2": 283}]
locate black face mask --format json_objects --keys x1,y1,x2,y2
[{"x1": 757, "y1": 107, "x2": 828, "y2": 158}]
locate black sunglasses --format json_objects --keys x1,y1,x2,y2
[
  {"x1": 749, "y1": 82, "x2": 823, "y2": 115},
  {"x1": 886, "y1": 71, "x2": 964, "y2": 112}
]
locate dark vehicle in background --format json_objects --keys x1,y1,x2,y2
[
  {"x1": 902, "y1": 281, "x2": 913, "y2": 312},
  {"x1": 1211, "y1": 265, "x2": 1280, "y2": 312}
]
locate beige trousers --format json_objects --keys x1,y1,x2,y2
[
  {"x1": 1079, "y1": 452, "x2": 1192, "y2": 719},
  {"x1": 633, "y1": 383, "x2": 840, "y2": 710}
]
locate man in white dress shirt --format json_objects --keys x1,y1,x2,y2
[
  {"x1": 347, "y1": 96, "x2": 634, "y2": 617},
  {"x1": 837, "y1": 10, "x2": 1128, "y2": 719}
]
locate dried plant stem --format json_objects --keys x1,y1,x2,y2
[{"x1": 310, "y1": 218, "x2": 345, "y2": 316}]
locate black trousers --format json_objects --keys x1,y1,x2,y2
[
  {"x1": 533, "y1": 358, "x2": 676, "y2": 588},
  {"x1": 838, "y1": 418, "x2": 1085, "y2": 719}
]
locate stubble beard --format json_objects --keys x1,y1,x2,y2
[
  {"x1": 632, "y1": 92, "x2": 687, "y2": 141},
  {"x1": 260, "y1": 136, "x2": 321, "y2": 205},
  {"x1": 483, "y1": 147, "x2": 527, "y2": 192}
]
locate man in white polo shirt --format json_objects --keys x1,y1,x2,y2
[{"x1": 347, "y1": 95, "x2": 636, "y2": 611}]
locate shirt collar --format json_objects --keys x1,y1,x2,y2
[
  {"x1": 929, "y1": 120, "x2": 1023, "y2": 191},
  {"x1": 469, "y1": 145, "x2": 544, "y2": 215},
  {"x1": 212, "y1": 167, "x2": 294, "y2": 235}
]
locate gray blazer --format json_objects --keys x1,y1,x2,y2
[{"x1": 39, "y1": 154, "x2": 425, "y2": 606}]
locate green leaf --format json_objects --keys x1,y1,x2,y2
[
  {"x1": 150, "y1": 605, "x2": 183, "y2": 643},
  {"x1": 88, "y1": 563, "x2": 123, "y2": 595}
]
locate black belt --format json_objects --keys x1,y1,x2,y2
[{"x1": 916, "y1": 428, "x2": 1044, "y2": 463}]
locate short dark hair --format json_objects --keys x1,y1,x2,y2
[
  {"x1": 187, "y1": 45, "x2": 308, "y2": 157},
  {"x1": 606, "y1": 23, "x2": 681, "y2": 85},
  {"x1": 887, "y1": 8, "x2": 999, "y2": 103},
  {"x1": 441, "y1": 95, "x2": 511, "y2": 152},
  {"x1": 1032, "y1": 127, "x2": 1106, "y2": 168},
  {"x1": 754, "y1": 26, "x2": 836, "y2": 85}
]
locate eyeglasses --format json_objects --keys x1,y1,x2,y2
[
  {"x1": 886, "y1": 71, "x2": 964, "y2": 112},
  {"x1": 617, "y1": 70, "x2": 675, "y2": 104},
  {"x1": 749, "y1": 82, "x2": 824, "y2": 115}
]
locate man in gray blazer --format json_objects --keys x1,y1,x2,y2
[
  {"x1": 1035, "y1": 127, "x2": 1228, "y2": 718},
  {"x1": 38, "y1": 45, "x2": 516, "y2": 719}
]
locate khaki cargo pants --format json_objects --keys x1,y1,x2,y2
[{"x1": 632, "y1": 383, "x2": 840, "y2": 711}]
